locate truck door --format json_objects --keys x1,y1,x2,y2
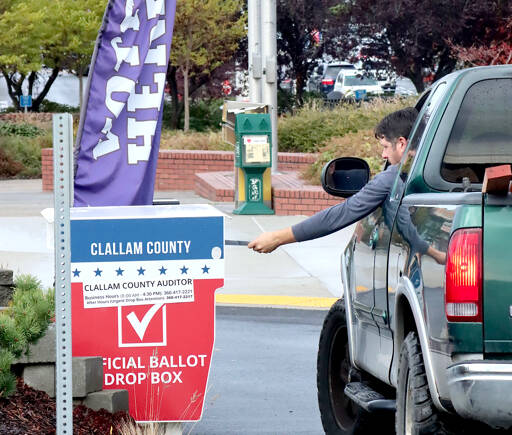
[
  {"x1": 351, "y1": 210, "x2": 380, "y2": 370},
  {"x1": 381, "y1": 80, "x2": 450, "y2": 380}
]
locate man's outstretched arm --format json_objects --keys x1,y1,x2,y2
[
  {"x1": 248, "y1": 165, "x2": 398, "y2": 253},
  {"x1": 247, "y1": 227, "x2": 296, "y2": 253}
]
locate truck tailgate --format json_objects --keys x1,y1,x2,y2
[{"x1": 483, "y1": 195, "x2": 512, "y2": 353}]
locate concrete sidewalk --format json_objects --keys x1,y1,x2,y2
[{"x1": 0, "y1": 179, "x2": 354, "y2": 309}]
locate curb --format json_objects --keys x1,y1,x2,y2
[{"x1": 215, "y1": 294, "x2": 338, "y2": 309}]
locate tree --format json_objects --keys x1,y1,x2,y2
[
  {"x1": 170, "y1": 0, "x2": 246, "y2": 132},
  {"x1": 0, "y1": 0, "x2": 105, "y2": 111},
  {"x1": 53, "y1": 0, "x2": 107, "y2": 109},
  {"x1": 332, "y1": 0, "x2": 511, "y2": 92},
  {"x1": 450, "y1": 16, "x2": 512, "y2": 66},
  {"x1": 276, "y1": 0, "x2": 341, "y2": 104}
]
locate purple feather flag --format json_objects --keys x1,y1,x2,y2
[{"x1": 74, "y1": 0, "x2": 176, "y2": 206}]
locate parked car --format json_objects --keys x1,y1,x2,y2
[
  {"x1": 307, "y1": 62, "x2": 356, "y2": 95},
  {"x1": 317, "y1": 65, "x2": 512, "y2": 434},
  {"x1": 327, "y1": 71, "x2": 384, "y2": 102},
  {"x1": 394, "y1": 76, "x2": 418, "y2": 97}
]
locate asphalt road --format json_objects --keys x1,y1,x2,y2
[{"x1": 182, "y1": 306, "x2": 327, "y2": 435}]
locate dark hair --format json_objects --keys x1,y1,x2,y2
[{"x1": 374, "y1": 107, "x2": 418, "y2": 143}]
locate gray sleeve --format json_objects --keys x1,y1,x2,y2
[
  {"x1": 395, "y1": 206, "x2": 430, "y2": 255},
  {"x1": 292, "y1": 166, "x2": 397, "y2": 242}
]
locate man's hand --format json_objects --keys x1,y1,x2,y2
[
  {"x1": 427, "y1": 246, "x2": 446, "y2": 265},
  {"x1": 248, "y1": 227, "x2": 296, "y2": 253}
]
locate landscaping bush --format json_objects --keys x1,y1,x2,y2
[
  {"x1": 162, "y1": 98, "x2": 223, "y2": 132},
  {"x1": 277, "y1": 88, "x2": 296, "y2": 115},
  {"x1": 0, "y1": 134, "x2": 46, "y2": 178},
  {"x1": 0, "y1": 147, "x2": 24, "y2": 178},
  {"x1": 39, "y1": 99, "x2": 80, "y2": 113},
  {"x1": 0, "y1": 275, "x2": 54, "y2": 398},
  {"x1": 302, "y1": 129, "x2": 385, "y2": 185},
  {"x1": 277, "y1": 97, "x2": 415, "y2": 153},
  {"x1": 160, "y1": 130, "x2": 231, "y2": 151},
  {"x1": 0, "y1": 121, "x2": 44, "y2": 137}
]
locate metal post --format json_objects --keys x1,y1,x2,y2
[
  {"x1": 260, "y1": 0, "x2": 279, "y2": 173},
  {"x1": 248, "y1": 0, "x2": 262, "y2": 103},
  {"x1": 53, "y1": 113, "x2": 74, "y2": 434}
]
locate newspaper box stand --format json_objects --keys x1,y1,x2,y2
[{"x1": 70, "y1": 204, "x2": 224, "y2": 422}]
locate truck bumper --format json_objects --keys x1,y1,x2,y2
[{"x1": 447, "y1": 361, "x2": 512, "y2": 429}]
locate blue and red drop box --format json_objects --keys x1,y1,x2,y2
[{"x1": 70, "y1": 204, "x2": 224, "y2": 422}]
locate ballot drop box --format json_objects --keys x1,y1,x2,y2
[
  {"x1": 233, "y1": 113, "x2": 274, "y2": 215},
  {"x1": 70, "y1": 205, "x2": 224, "y2": 422}
]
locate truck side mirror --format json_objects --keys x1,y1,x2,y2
[{"x1": 321, "y1": 157, "x2": 370, "y2": 197}]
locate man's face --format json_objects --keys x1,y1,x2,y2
[{"x1": 379, "y1": 136, "x2": 407, "y2": 165}]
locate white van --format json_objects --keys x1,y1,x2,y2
[{"x1": 333, "y1": 71, "x2": 384, "y2": 101}]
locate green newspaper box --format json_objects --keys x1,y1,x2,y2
[{"x1": 233, "y1": 113, "x2": 274, "y2": 214}]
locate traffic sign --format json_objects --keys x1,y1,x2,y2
[{"x1": 20, "y1": 95, "x2": 32, "y2": 108}]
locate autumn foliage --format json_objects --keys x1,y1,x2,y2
[{"x1": 450, "y1": 17, "x2": 512, "y2": 66}]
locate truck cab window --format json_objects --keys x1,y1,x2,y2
[
  {"x1": 441, "y1": 79, "x2": 512, "y2": 183},
  {"x1": 391, "y1": 82, "x2": 447, "y2": 199}
]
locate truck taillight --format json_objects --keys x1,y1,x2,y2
[
  {"x1": 322, "y1": 79, "x2": 334, "y2": 86},
  {"x1": 445, "y1": 228, "x2": 482, "y2": 322}
]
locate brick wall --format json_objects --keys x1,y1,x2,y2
[
  {"x1": 155, "y1": 150, "x2": 234, "y2": 190},
  {"x1": 41, "y1": 148, "x2": 54, "y2": 191},
  {"x1": 0, "y1": 113, "x2": 60, "y2": 123},
  {"x1": 272, "y1": 188, "x2": 341, "y2": 216},
  {"x1": 277, "y1": 152, "x2": 316, "y2": 171},
  {"x1": 42, "y1": 148, "x2": 317, "y2": 191},
  {"x1": 194, "y1": 170, "x2": 342, "y2": 216}
]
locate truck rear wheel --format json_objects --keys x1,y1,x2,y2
[
  {"x1": 396, "y1": 331, "x2": 454, "y2": 434},
  {"x1": 317, "y1": 299, "x2": 379, "y2": 434}
]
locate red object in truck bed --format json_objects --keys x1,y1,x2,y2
[{"x1": 482, "y1": 165, "x2": 512, "y2": 194}]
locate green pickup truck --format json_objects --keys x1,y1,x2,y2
[{"x1": 316, "y1": 65, "x2": 512, "y2": 434}]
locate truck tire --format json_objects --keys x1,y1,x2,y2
[
  {"x1": 396, "y1": 331, "x2": 454, "y2": 434},
  {"x1": 317, "y1": 299, "x2": 380, "y2": 434}
]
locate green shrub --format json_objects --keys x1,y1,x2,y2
[
  {"x1": 0, "y1": 121, "x2": 44, "y2": 137},
  {"x1": 39, "y1": 99, "x2": 79, "y2": 113},
  {"x1": 188, "y1": 99, "x2": 223, "y2": 132},
  {"x1": 0, "y1": 349, "x2": 16, "y2": 398},
  {"x1": 11, "y1": 275, "x2": 54, "y2": 344},
  {"x1": 0, "y1": 275, "x2": 54, "y2": 398},
  {"x1": 0, "y1": 147, "x2": 24, "y2": 178},
  {"x1": 0, "y1": 134, "x2": 43, "y2": 178},
  {"x1": 162, "y1": 99, "x2": 223, "y2": 132},
  {"x1": 302, "y1": 129, "x2": 384, "y2": 185},
  {"x1": 160, "y1": 130, "x2": 231, "y2": 151},
  {"x1": 278, "y1": 97, "x2": 415, "y2": 153},
  {"x1": 0, "y1": 315, "x2": 26, "y2": 358},
  {"x1": 277, "y1": 89, "x2": 296, "y2": 115}
]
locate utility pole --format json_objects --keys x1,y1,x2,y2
[
  {"x1": 261, "y1": 0, "x2": 278, "y2": 173},
  {"x1": 249, "y1": 0, "x2": 278, "y2": 173},
  {"x1": 248, "y1": 0, "x2": 262, "y2": 103}
]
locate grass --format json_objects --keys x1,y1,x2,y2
[
  {"x1": 278, "y1": 97, "x2": 416, "y2": 153},
  {"x1": 117, "y1": 420, "x2": 166, "y2": 435},
  {"x1": 160, "y1": 130, "x2": 232, "y2": 151}
]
